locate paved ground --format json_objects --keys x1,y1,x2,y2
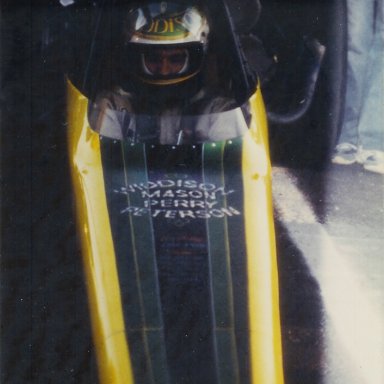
[{"x1": 273, "y1": 164, "x2": 384, "y2": 384}]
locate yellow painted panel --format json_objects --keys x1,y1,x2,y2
[
  {"x1": 67, "y1": 80, "x2": 134, "y2": 384},
  {"x1": 243, "y1": 92, "x2": 285, "y2": 384}
]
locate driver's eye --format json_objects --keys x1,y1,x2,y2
[
  {"x1": 169, "y1": 53, "x2": 187, "y2": 65},
  {"x1": 144, "y1": 49, "x2": 188, "y2": 65},
  {"x1": 145, "y1": 52, "x2": 162, "y2": 64}
]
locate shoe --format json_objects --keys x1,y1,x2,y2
[
  {"x1": 358, "y1": 150, "x2": 384, "y2": 175},
  {"x1": 331, "y1": 143, "x2": 359, "y2": 165}
]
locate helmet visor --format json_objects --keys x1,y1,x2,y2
[
  {"x1": 127, "y1": 42, "x2": 203, "y2": 85},
  {"x1": 142, "y1": 47, "x2": 189, "y2": 76}
]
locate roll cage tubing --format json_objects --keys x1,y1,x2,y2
[
  {"x1": 64, "y1": 0, "x2": 260, "y2": 103},
  {"x1": 208, "y1": 0, "x2": 259, "y2": 102}
]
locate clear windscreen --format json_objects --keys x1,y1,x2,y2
[{"x1": 87, "y1": 89, "x2": 252, "y2": 144}]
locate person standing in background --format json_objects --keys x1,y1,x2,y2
[{"x1": 332, "y1": 0, "x2": 384, "y2": 174}]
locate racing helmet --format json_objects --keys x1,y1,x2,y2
[{"x1": 123, "y1": 2, "x2": 210, "y2": 86}]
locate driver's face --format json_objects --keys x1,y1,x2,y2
[{"x1": 143, "y1": 47, "x2": 189, "y2": 76}]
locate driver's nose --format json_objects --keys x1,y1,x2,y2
[{"x1": 159, "y1": 58, "x2": 172, "y2": 76}]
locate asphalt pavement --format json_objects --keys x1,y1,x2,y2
[{"x1": 273, "y1": 163, "x2": 384, "y2": 384}]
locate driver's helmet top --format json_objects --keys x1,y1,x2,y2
[{"x1": 123, "y1": 1, "x2": 210, "y2": 86}]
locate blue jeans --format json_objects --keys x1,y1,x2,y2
[{"x1": 338, "y1": 0, "x2": 384, "y2": 151}]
